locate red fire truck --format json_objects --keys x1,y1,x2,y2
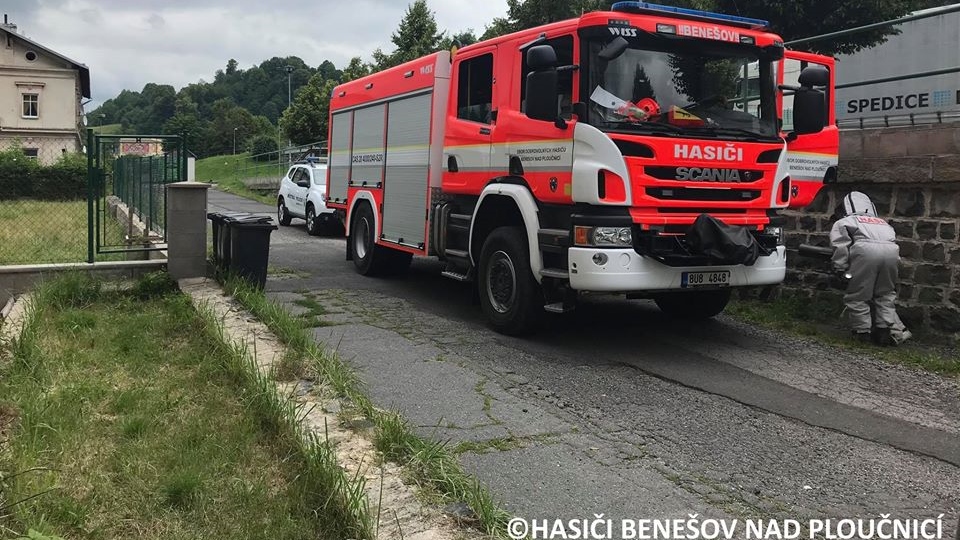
[{"x1": 325, "y1": 1, "x2": 838, "y2": 335}]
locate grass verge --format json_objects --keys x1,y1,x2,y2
[
  {"x1": 195, "y1": 153, "x2": 276, "y2": 205},
  {"x1": 0, "y1": 200, "x2": 122, "y2": 265},
  {"x1": 728, "y1": 295, "x2": 960, "y2": 376},
  {"x1": 221, "y1": 274, "x2": 512, "y2": 535},
  {"x1": 0, "y1": 272, "x2": 371, "y2": 539}
]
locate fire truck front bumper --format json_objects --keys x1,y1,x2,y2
[{"x1": 566, "y1": 246, "x2": 786, "y2": 292}]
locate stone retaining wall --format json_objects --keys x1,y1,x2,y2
[{"x1": 782, "y1": 122, "x2": 960, "y2": 340}]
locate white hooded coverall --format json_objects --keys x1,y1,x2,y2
[{"x1": 829, "y1": 192, "x2": 900, "y2": 334}]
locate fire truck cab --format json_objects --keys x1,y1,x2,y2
[{"x1": 326, "y1": 1, "x2": 838, "y2": 335}]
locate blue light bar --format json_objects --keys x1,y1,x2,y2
[{"x1": 610, "y1": 1, "x2": 769, "y2": 29}]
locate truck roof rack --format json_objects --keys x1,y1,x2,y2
[{"x1": 610, "y1": 1, "x2": 769, "y2": 30}]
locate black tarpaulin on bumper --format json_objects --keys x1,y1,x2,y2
[{"x1": 686, "y1": 213, "x2": 761, "y2": 266}]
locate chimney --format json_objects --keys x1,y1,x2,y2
[{"x1": 2, "y1": 14, "x2": 17, "y2": 32}]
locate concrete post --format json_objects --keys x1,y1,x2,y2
[{"x1": 166, "y1": 181, "x2": 210, "y2": 280}]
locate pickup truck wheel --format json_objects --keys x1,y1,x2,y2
[
  {"x1": 277, "y1": 198, "x2": 292, "y2": 226},
  {"x1": 305, "y1": 205, "x2": 319, "y2": 236},
  {"x1": 478, "y1": 226, "x2": 543, "y2": 336},
  {"x1": 654, "y1": 289, "x2": 732, "y2": 319}
]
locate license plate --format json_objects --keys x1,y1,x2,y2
[{"x1": 681, "y1": 270, "x2": 730, "y2": 288}]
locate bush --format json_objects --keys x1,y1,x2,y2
[
  {"x1": 0, "y1": 146, "x2": 41, "y2": 199},
  {"x1": 0, "y1": 149, "x2": 86, "y2": 201},
  {"x1": 36, "y1": 153, "x2": 87, "y2": 200},
  {"x1": 249, "y1": 135, "x2": 279, "y2": 162}
]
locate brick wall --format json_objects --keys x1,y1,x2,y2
[{"x1": 782, "y1": 122, "x2": 960, "y2": 340}]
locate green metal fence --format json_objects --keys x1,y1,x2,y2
[{"x1": 88, "y1": 131, "x2": 187, "y2": 262}]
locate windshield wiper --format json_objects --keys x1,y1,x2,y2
[
  {"x1": 604, "y1": 121, "x2": 686, "y2": 135},
  {"x1": 686, "y1": 126, "x2": 776, "y2": 140}
]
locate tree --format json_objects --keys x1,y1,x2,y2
[
  {"x1": 482, "y1": 0, "x2": 606, "y2": 39},
  {"x1": 280, "y1": 75, "x2": 337, "y2": 145},
  {"x1": 631, "y1": 65, "x2": 656, "y2": 103},
  {"x1": 438, "y1": 30, "x2": 478, "y2": 51},
  {"x1": 249, "y1": 135, "x2": 279, "y2": 161},
  {"x1": 708, "y1": 0, "x2": 924, "y2": 54},
  {"x1": 372, "y1": 0, "x2": 444, "y2": 70},
  {"x1": 342, "y1": 57, "x2": 372, "y2": 82},
  {"x1": 163, "y1": 96, "x2": 206, "y2": 155}
]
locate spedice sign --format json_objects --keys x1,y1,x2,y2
[{"x1": 846, "y1": 92, "x2": 931, "y2": 114}]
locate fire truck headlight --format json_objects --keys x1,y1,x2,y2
[
  {"x1": 766, "y1": 226, "x2": 784, "y2": 245},
  {"x1": 574, "y1": 226, "x2": 633, "y2": 247},
  {"x1": 592, "y1": 227, "x2": 632, "y2": 247}
]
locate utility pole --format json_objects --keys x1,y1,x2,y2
[
  {"x1": 285, "y1": 64, "x2": 294, "y2": 153},
  {"x1": 285, "y1": 65, "x2": 294, "y2": 109},
  {"x1": 233, "y1": 127, "x2": 238, "y2": 155}
]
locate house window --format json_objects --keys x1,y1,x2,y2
[
  {"x1": 23, "y1": 148, "x2": 38, "y2": 160},
  {"x1": 22, "y1": 93, "x2": 38, "y2": 118}
]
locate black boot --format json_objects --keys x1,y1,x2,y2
[{"x1": 871, "y1": 327, "x2": 893, "y2": 346}]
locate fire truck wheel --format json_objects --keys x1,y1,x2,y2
[
  {"x1": 653, "y1": 289, "x2": 732, "y2": 319},
  {"x1": 350, "y1": 202, "x2": 411, "y2": 276},
  {"x1": 277, "y1": 198, "x2": 292, "y2": 226},
  {"x1": 478, "y1": 226, "x2": 544, "y2": 336}
]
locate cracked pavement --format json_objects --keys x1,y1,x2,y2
[{"x1": 209, "y1": 190, "x2": 960, "y2": 538}]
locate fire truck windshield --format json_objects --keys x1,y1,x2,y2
[{"x1": 585, "y1": 35, "x2": 779, "y2": 141}]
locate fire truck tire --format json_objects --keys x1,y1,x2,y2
[
  {"x1": 653, "y1": 289, "x2": 732, "y2": 319},
  {"x1": 277, "y1": 198, "x2": 292, "y2": 226},
  {"x1": 478, "y1": 226, "x2": 544, "y2": 336},
  {"x1": 350, "y1": 202, "x2": 411, "y2": 276}
]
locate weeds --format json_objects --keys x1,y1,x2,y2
[
  {"x1": 220, "y1": 274, "x2": 511, "y2": 536},
  {"x1": 0, "y1": 272, "x2": 370, "y2": 539},
  {"x1": 728, "y1": 296, "x2": 960, "y2": 376}
]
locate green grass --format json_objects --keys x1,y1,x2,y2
[
  {"x1": 0, "y1": 200, "x2": 130, "y2": 265},
  {"x1": 220, "y1": 274, "x2": 512, "y2": 536},
  {"x1": 728, "y1": 295, "x2": 960, "y2": 376},
  {"x1": 0, "y1": 272, "x2": 371, "y2": 539},
  {"x1": 94, "y1": 124, "x2": 123, "y2": 135},
  {"x1": 195, "y1": 153, "x2": 276, "y2": 205}
]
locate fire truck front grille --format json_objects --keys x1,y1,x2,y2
[
  {"x1": 657, "y1": 207, "x2": 747, "y2": 214},
  {"x1": 646, "y1": 188, "x2": 761, "y2": 202},
  {"x1": 644, "y1": 166, "x2": 763, "y2": 182}
]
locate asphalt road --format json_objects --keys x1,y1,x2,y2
[{"x1": 209, "y1": 189, "x2": 960, "y2": 537}]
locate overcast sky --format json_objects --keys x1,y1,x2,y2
[{"x1": 5, "y1": 0, "x2": 508, "y2": 106}]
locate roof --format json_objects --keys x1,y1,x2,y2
[{"x1": 0, "y1": 26, "x2": 90, "y2": 98}]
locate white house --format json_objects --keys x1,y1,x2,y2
[{"x1": 0, "y1": 15, "x2": 90, "y2": 165}]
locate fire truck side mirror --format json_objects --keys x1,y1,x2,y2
[
  {"x1": 525, "y1": 45, "x2": 560, "y2": 123},
  {"x1": 793, "y1": 88, "x2": 826, "y2": 135},
  {"x1": 798, "y1": 65, "x2": 829, "y2": 87},
  {"x1": 527, "y1": 44, "x2": 558, "y2": 70}
]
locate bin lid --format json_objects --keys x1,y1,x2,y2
[
  {"x1": 225, "y1": 214, "x2": 274, "y2": 224},
  {"x1": 207, "y1": 211, "x2": 250, "y2": 220}
]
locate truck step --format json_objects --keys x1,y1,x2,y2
[
  {"x1": 449, "y1": 213, "x2": 472, "y2": 223},
  {"x1": 444, "y1": 248, "x2": 469, "y2": 260},
  {"x1": 441, "y1": 269, "x2": 473, "y2": 282},
  {"x1": 544, "y1": 302, "x2": 575, "y2": 314},
  {"x1": 540, "y1": 268, "x2": 569, "y2": 280}
]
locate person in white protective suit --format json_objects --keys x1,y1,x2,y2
[{"x1": 829, "y1": 191, "x2": 912, "y2": 345}]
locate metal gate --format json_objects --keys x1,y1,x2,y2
[{"x1": 86, "y1": 130, "x2": 187, "y2": 262}]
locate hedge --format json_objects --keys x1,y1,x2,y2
[{"x1": 0, "y1": 149, "x2": 87, "y2": 201}]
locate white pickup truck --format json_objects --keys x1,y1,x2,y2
[{"x1": 276, "y1": 159, "x2": 340, "y2": 235}]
